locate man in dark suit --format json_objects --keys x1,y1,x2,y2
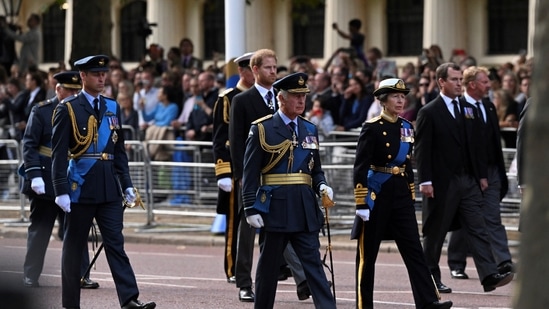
[
  {"x1": 212, "y1": 51, "x2": 255, "y2": 283},
  {"x1": 51, "y1": 55, "x2": 155, "y2": 309},
  {"x1": 10, "y1": 71, "x2": 46, "y2": 140},
  {"x1": 415, "y1": 62, "x2": 513, "y2": 293},
  {"x1": 229, "y1": 48, "x2": 279, "y2": 302},
  {"x1": 242, "y1": 72, "x2": 336, "y2": 309},
  {"x1": 21, "y1": 71, "x2": 99, "y2": 290},
  {"x1": 229, "y1": 49, "x2": 310, "y2": 302},
  {"x1": 179, "y1": 37, "x2": 203, "y2": 71},
  {"x1": 446, "y1": 66, "x2": 514, "y2": 279}
]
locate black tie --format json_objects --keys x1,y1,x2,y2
[
  {"x1": 266, "y1": 91, "x2": 274, "y2": 111},
  {"x1": 452, "y1": 100, "x2": 461, "y2": 124},
  {"x1": 475, "y1": 102, "x2": 485, "y2": 123},
  {"x1": 93, "y1": 98, "x2": 100, "y2": 117}
]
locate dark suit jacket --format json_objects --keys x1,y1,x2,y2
[
  {"x1": 11, "y1": 87, "x2": 47, "y2": 124},
  {"x1": 241, "y1": 113, "x2": 326, "y2": 233},
  {"x1": 229, "y1": 85, "x2": 276, "y2": 180},
  {"x1": 477, "y1": 97, "x2": 509, "y2": 199},
  {"x1": 51, "y1": 93, "x2": 132, "y2": 203},
  {"x1": 415, "y1": 95, "x2": 486, "y2": 233}
]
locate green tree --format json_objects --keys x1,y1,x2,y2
[{"x1": 70, "y1": 0, "x2": 112, "y2": 65}]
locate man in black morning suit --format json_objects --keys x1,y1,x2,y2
[
  {"x1": 446, "y1": 66, "x2": 514, "y2": 280},
  {"x1": 21, "y1": 71, "x2": 99, "y2": 289},
  {"x1": 229, "y1": 49, "x2": 310, "y2": 302},
  {"x1": 242, "y1": 72, "x2": 336, "y2": 309},
  {"x1": 51, "y1": 55, "x2": 155, "y2": 309},
  {"x1": 415, "y1": 62, "x2": 513, "y2": 293}
]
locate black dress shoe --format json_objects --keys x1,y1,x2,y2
[
  {"x1": 239, "y1": 287, "x2": 255, "y2": 302},
  {"x1": 80, "y1": 278, "x2": 100, "y2": 289},
  {"x1": 436, "y1": 282, "x2": 452, "y2": 293},
  {"x1": 497, "y1": 261, "x2": 514, "y2": 274},
  {"x1": 424, "y1": 300, "x2": 453, "y2": 309},
  {"x1": 23, "y1": 277, "x2": 39, "y2": 287},
  {"x1": 296, "y1": 281, "x2": 311, "y2": 300},
  {"x1": 278, "y1": 266, "x2": 292, "y2": 281},
  {"x1": 482, "y1": 272, "x2": 514, "y2": 292},
  {"x1": 227, "y1": 276, "x2": 236, "y2": 284},
  {"x1": 450, "y1": 269, "x2": 469, "y2": 279},
  {"x1": 121, "y1": 299, "x2": 156, "y2": 309}
]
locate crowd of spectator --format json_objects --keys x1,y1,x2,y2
[{"x1": 0, "y1": 31, "x2": 532, "y2": 166}]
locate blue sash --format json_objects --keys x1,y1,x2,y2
[
  {"x1": 68, "y1": 98, "x2": 117, "y2": 202},
  {"x1": 365, "y1": 120, "x2": 411, "y2": 209}
]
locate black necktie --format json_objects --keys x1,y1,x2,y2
[
  {"x1": 452, "y1": 100, "x2": 461, "y2": 124},
  {"x1": 266, "y1": 91, "x2": 274, "y2": 111},
  {"x1": 475, "y1": 102, "x2": 485, "y2": 123},
  {"x1": 93, "y1": 98, "x2": 100, "y2": 117}
]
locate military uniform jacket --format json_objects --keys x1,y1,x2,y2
[
  {"x1": 51, "y1": 92, "x2": 132, "y2": 203},
  {"x1": 212, "y1": 83, "x2": 246, "y2": 180},
  {"x1": 21, "y1": 97, "x2": 58, "y2": 200},
  {"x1": 242, "y1": 112, "x2": 326, "y2": 233},
  {"x1": 353, "y1": 112, "x2": 415, "y2": 209}
]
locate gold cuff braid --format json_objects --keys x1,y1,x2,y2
[
  {"x1": 215, "y1": 160, "x2": 231, "y2": 176},
  {"x1": 354, "y1": 183, "x2": 368, "y2": 205},
  {"x1": 409, "y1": 183, "x2": 416, "y2": 200}
]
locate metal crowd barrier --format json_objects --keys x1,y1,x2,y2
[{"x1": 0, "y1": 135, "x2": 521, "y2": 231}]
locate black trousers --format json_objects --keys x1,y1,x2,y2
[{"x1": 62, "y1": 201, "x2": 139, "y2": 308}]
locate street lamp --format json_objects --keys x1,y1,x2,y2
[{"x1": 0, "y1": 0, "x2": 22, "y2": 23}]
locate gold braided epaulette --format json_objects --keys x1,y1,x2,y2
[
  {"x1": 366, "y1": 115, "x2": 382, "y2": 123},
  {"x1": 252, "y1": 114, "x2": 273, "y2": 125},
  {"x1": 37, "y1": 99, "x2": 53, "y2": 107},
  {"x1": 218, "y1": 87, "x2": 234, "y2": 97}
]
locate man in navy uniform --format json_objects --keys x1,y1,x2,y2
[
  {"x1": 212, "y1": 51, "x2": 254, "y2": 283},
  {"x1": 51, "y1": 55, "x2": 155, "y2": 309},
  {"x1": 21, "y1": 71, "x2": 99, "y2": 289},
  {"x1": 242, "y1": 72, "x2": 336, "y2": 309}
]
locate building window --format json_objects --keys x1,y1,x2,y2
[
  {"x1": 120, "y1": 0, "x2": 147, "y2": 62},
  {"x1": 203, "y1": 0, "x2": 225, "y2": 60},
  {"x1": 42, "y1": 4, "x2": 66, "y2": 63},
  {"x1": 386, "y1": 0, "x2": 423, "y2": 57},
  {"x1": 292, "y1": 0, "x2": 325, "y2": 58},
  {"x1": 487, "y1": 0, "x2": 528, "y2": 55}
]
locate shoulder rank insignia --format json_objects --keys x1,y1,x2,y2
[
  {"x1": 251, "y1": 114, "x2": 273, "y2": 124},
  {"x1": 366, "y1": 115, "x2": 382, "y2": 123}
]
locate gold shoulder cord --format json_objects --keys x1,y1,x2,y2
[
  {"x1": 257, "y1": 123, "x2": 294, "y2": 174},
  {"x1": 65, "y1": 102, "x2": 98, "y2": 157},
  {"x1": 222, "y1": 96, "x2": 230, "y2": 124}
]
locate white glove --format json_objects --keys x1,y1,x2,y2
[
  {"x1": 31, "y1": 177, "x2": 46, "y2": 195},
  {"x1": 319, "y1": 184, "x2": 334, "y2": 200},
  {"x1": 125, "y1": 187, "x2": 136, "y2": 204},
  {"x1": 217, "y1": 177, "x2": 232, "y2": 192},
  {"x1": 356, "y1": 209, "x2": 370, "y2": 221},
  {"x1": 246, "y1": 214, "x2": 264, "y2": 228},
  {"x1": 55, "y1": 194, "x2": 71, "y2": 213}
]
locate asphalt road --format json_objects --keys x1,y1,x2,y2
[{"x1": 0, "y1": 236, "x2": 515, "y2": 309}]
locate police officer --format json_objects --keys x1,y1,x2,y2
[
  {"x1": 51, "y1": 55, "x2": 155, "y2": 309},
  {"x1": 352, "y1": 78, "x2": 452, "y2": 309},
  {"x1": 21, "y1": 71, "x2": 99, "y2": 289},
  {"x1": 212, "y1": 51, "x2": 254, "y2": 283},
  {"x1": 242, "y1": 72, "x2": 336, "y2": 309}
]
